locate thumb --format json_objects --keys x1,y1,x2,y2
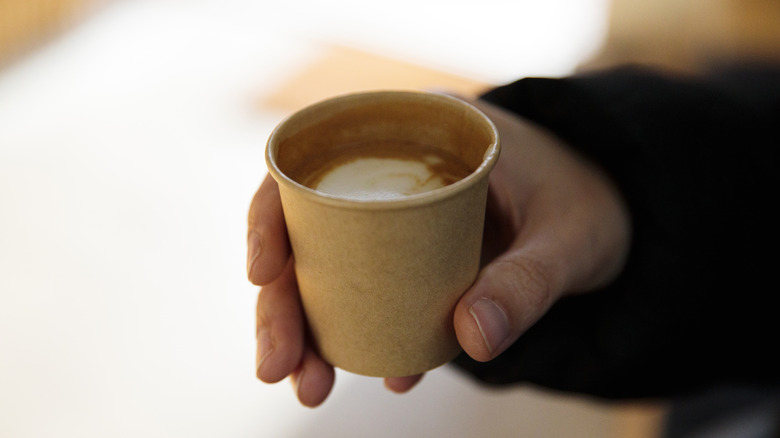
[{"x1": 454, "y1": 249, "x2": 564, "y2": 362}]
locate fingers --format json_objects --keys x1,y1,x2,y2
[
  {"x1": 291, "y1": 347, "x2": 335, "y2": 407},
  {"x1": 255, "y1": 258, "x2": 305, "y2": 383},
  {"x1": 247, "y1": 175, "x2": 291, "y2": 286},
  {"x1": 256, "y1": 252, "x2": 417, "y2": 404},
  {"x1": 384, "y1": 374, "x2": 424, "y2": 393},
  {"x1": 253, "y1": 221, "x2": 336, "y2": 407},
  {"x1": 454, "y1": 249, "x2": 560, "y2": 362}
]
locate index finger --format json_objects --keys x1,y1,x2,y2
[{"x1": 247, "y1": 174, "x2": 292, "y2": 286}]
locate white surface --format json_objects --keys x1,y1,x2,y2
[{"x1": 0, "y1": 1, "x2": 614, "y2": 436}]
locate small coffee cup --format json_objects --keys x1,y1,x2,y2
[{"x1": 265, "y1": 91, "x2": 500, "y2": 377}]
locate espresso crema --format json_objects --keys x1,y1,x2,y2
[{"x1": 299, "y1": 141, "x2": 473, "y2": 200}]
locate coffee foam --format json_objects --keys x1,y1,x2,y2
[
  {"x1": 315, "y1": 156, "x2": 448, "y2": 200},
  {"x1": 300, "y1": 141, "x2": 473, "y2": 201}
]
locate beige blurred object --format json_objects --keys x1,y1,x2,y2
[
  {"x1": 260, "y1": 45, "x2": 491, "y2": 112},
  {"x1": 611, "y1": 402, "x2": 669, "y2": 438},
  {"x1": 0, "y1": 0, "x2": 102, "y2": 67},
  {"x1": 584, "y1": 0, "x2": 780, "y2": 73}
]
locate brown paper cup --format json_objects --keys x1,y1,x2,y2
[{"x1": 265, "y1": 91, "x2": 499, "y2": 377}]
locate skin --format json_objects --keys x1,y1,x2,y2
[{"x1": 247, "y1": 97, "x2": 631, "y2": 407}]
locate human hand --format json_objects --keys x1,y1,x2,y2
[
  {"x1": 450, "y1": 99, "x2": 630, "y2": 362},
  {"x1": 247, "y1": 97, "x2": 630, "y2": 406},
  {"x1": 247, "y1": 172, "x2": 422, "y2": 407}
]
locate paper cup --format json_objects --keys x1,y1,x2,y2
[{"x1": 265, "y1": 91, "x2": 500, "y2": 377}]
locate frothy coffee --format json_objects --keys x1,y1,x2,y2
[{"x1": 299, "y1": 140, "x2": 473, "y2": 200}]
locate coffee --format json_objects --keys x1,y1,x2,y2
[{"x1": 298, "y1": 140, "x2": 473, "y2": 200}]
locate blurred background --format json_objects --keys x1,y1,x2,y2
[{"x1": 2, "y1": 0, "x2": 779, "y2": 437}]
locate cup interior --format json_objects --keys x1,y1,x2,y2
[{"x1": 267, "y1": 91, "x2": 498, "y2": 194}]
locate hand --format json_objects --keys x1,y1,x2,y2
[
  {"x1": 247, "y1": 97, "x2": 630, "y2": 406},
  {"x1": 450, "y1": 99, "x2": 630, "y2": 362},
  {"x1": 247, "y1": 172, "x2": 422, "y2": 407}
]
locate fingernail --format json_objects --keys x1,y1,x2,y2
[
  {"x1": 256, "y1": 326, "x2": 273, "y2": 378},
  {"x1": 247, "y1": 231, "x2": 261, "y2": 278},
  {"x1": 468, "y1": 298, "x2": 509, "y2": 355}
]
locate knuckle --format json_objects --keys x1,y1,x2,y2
[{"x1": 495, "y1": 254, "x2": 555, "y2": 315}]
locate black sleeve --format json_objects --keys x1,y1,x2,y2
[{"x1": 451, "y1": 65, "x2": 780, "y2": 400}]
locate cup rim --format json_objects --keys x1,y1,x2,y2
[{"x1": 265, "y1": 90, "x2": 500, "y2": 210}]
